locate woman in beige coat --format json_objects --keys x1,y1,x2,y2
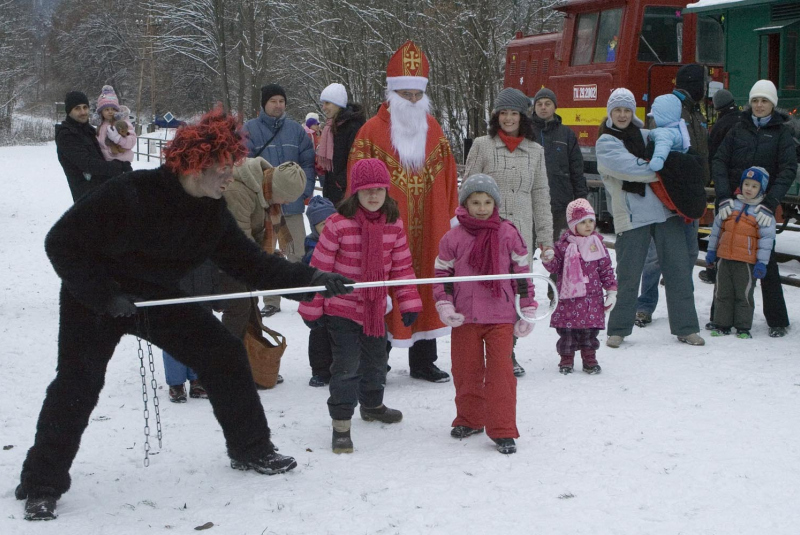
[{"x1": 463, "y1": 87, "x2": 554, "y2": 376}]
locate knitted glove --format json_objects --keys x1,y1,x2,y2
[
  {"x1": 754, "y1": 205, "x2": 774, "y2": 227},
  {"x1": 753, "y1": 262, "x2": 767, "y2": 279},
  {"x1": 514, "y1": 318, "x2": 535, "y2": 338},
  {"x1": 106, "y1": 124, "x2": 122, "y2": 143},
  {"x1": 716, "y1": 198, "x2": 735, "y2": 221},
  {"x1": 541, "y1": 247, "x2": 555, "y2": 262},
  {"x1": 706, "y1": 250, "x2": 717, "y2": 266},
  {"x1": 604, "y1": 290, "x2": 617, "y2": 313},
  {"x1": 649, "y1": 157, "x2": 665, "y2": 172},
  {"x1": 106, "y1": 294, "x2": 137, "y2": 317},
  {"x1": 435, "y1": 301, "x2": 465, "y2": 328},
  {"x1": 401, "y1": 312, "x2": 418, "y2": 327}
]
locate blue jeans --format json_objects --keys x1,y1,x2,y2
[
  {"x1": 636, "y1": 220, "x2": 699, "y2": 314},
  {"x1": 162, "y1": 351, "x2": 198, "y2": 386}
]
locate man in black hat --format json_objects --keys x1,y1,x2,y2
[{"x1": 56, "y1": 91, "x2": 132, "y2": 202}]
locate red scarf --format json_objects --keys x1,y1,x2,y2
[
  {"x1": 316, "y1": 119, "x2": 334, "y2": 172},
  {"x1": 354, "y1": 206, "x2": 388, "y2": 337},
  {"x1": 455, "y1": 205, "x2": 503, "y2": 297},
  {"x1": 497, "y1": 130, "x2": 523, "y2": 153}
]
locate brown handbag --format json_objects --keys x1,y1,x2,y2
[{"x1": 243, "y1": 304, "x2": 287, "y2": 389}]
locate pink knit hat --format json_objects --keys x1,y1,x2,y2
[
  {"x1": 566, "y1": 198, "x2": 596, "y2": 232},
  {"x1": 350, "y1": 158, "x2": 391, "y2": 194},
  {"x1": 96, "y1": 85, "x2": 120, "y2": 113}
]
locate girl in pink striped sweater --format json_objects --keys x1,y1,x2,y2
[{"x1": 299, "y1": 159, "x2": 422, "y2": 454}]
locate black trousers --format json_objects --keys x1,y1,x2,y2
[
  {"x1": 308, "y1": 325, "x2": 333, "y2": 379},
  {"x1": 407, "y1": 338, "x2": 438, "y2": 370},
  {"x1": 18, "y1": 285, "x2": 274, "y2": 499}
]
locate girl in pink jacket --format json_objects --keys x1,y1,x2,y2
[
  {"x1": 95, "y1": 85, "x2": 136, "y2": 163},
  {"x1": 433, "y1": 173, "x2": 536, "y2": 455},
  {"x1": 298, "y1": 159, "x2": 421, "y2": 454},
  {"x1": 542, "y1": 199, "x2": 617, "y2": 375}
]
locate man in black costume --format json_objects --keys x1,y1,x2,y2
[{"x1": 16, "y1": 108, "x2": 353, "y2": 521}]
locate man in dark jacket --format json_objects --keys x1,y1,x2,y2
[
  {"x1": 56, "y1": 91, "x2": 132, "y2": 202},
  {"x1": 712, "y1": 80, "x2": 797, "y2": 337},
  {"x1": 634, "y1": 64, "x2": 710, "y2": 327},
  {"x1": 530, "y1": 88, "x2": 588, "y2": 241},
  {"x1": 15, "y1": 109, "x2": 353, "y2": 521},
  {"x1": 242, "y1": 84, "x2": 316, "y2": 317}
]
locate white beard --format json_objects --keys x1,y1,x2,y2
[{"x1": 386, "y1": 90, "x2": 430, "y2": 172}]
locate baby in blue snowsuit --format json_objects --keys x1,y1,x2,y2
[{"x1": 647, "y1": 93, "x2": 691, "y2": 172}]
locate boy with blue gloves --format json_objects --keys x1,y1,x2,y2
[{"x1": 705, "y1": 167, "x2": 776, "y2": 338}]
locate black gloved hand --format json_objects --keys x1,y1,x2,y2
[
  {"x1": 310, "y1": 270, "x2": 355, "y2": 298},
  {"x1": 303, "y1": 318, "x2": 324, "y2": 330},
  {"x1": 106, "y1": 294, "x2": 138, "y2": 317},
  {"x1": 401, "y1": 312, "x2": 419, "y2": 327}
]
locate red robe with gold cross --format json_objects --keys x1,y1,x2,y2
[{"x1": 348, "y1": 103, "x2": 459, "y2": 347}]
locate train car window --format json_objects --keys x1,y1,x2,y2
[
  {"x1": 696, "y1": 15, "x2": 724, "y2": 64},
  {"x1": 638, "y1": 6, "x2": 682, "y2": 63},
  {"x1": 593, "y1": 8, "x2": 623, "y2": 63},
  {"x1": 572, "y1": 12, "x2": 599, "y2": 65}
]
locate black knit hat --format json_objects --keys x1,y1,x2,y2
[
  {"x1": 676, "y1": 64, "x2": 706, "y2": 103},
  {"x1": 64, "y1": 91, "x2": 90, "y2": 116},
  {"x1": 712, "y1": 89, "x2": 735, "y2": 111},
  {"x1": 533, "y1": 87, "x2": 558, "y2": 108},
  {"x1": 260, "y1": 84, "x2": 287, "y2": 109}
]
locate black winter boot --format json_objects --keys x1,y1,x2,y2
[
  {"x1": 230, "y1": 451, "x2": 297, "y2": 475},
  {"x1": 492, "y1": 438, "x2": 517, "y2": 454},
  {"x1": 332, "y1": 420, "x2": 353, "y2": 454},
  {"x1": 360, "y1": 404, "x2": 403, "y2": 423}
]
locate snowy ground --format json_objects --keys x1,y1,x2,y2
[{"x1": 1, "y1": 143, "x2": 800, "y2": 535}]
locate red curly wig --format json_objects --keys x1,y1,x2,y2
[{"x1": 162, "y1": 105, "x2": 248, "y2": 175}]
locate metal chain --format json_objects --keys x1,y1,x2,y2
[
  {"x1": 135, "y1": 313, "x2": 152, "y2": 467},
  {"x1": 144, "y1": 312, "x2": 163, "y2": 448}
]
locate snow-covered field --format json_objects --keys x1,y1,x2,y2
[{"x1": 1, "y1": 143, "x2": 799, "y2": 534}]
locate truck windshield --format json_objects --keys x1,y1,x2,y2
[
  {"x1": 696, "y1": 15, "x2": 724, "y2": 64},
  {"x1": 638, "y1": 6, "x2": 683, "y2": 63}
]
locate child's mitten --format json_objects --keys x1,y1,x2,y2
[
  {"x1": 753, "y1": 262, "x2": 767, "y2": 279},
  {"x1": 649, "y1": 157, "x2": 664, "y2": 172},
  {"x1": 435, "y1": 301, "x2": 464, "y2": 328},
  {"x1": 603, "y1": 290, "x2": 617, "y2": 313},
  {"x1": 705, "y1": 251, "x2": 717, "y2": 266}
]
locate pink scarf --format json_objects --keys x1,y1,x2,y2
[
  {"x1": 455, "y1": 205, "x2": 502, "y2": 297},
  {"x1": 316, "y1": 119, "x2": 334, "y2": 172},
  {"x1": 560, "y1": 232, "x2": 606, "y2": 299},
  {"x1": 354, "y1": 206, "x2": 388, "y2": 337}
]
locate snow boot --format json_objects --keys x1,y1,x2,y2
[
  {"x1": 189, "y1": 380, "x2": 208, "y2": 399},
  {"x1": 581, "y1": 350, "x2": 601, "y2": 375},
  {"x1": 606, "y1": 335, "x2": 624, "y2": 348},
  {"x1": 769, "y1": 326, "x2": 787, "y2": 338},
  {"x1": 511, "y1": 354, "x2": 526, "y2": 377},
  {"x1": 698, "y1": 267, "x2": 717, "y2": 284},
  {"x1": 230, "y1": 451, "x2": 297, "y2": 475},
  {"x1": 360, "y1": 404, "x2": 403, "y2": 423},
  {"x1": 169, "y1": 384, "x2": 187, "y2": 403},
  {"x1": 736, "y1": 329, "x2": 753, "y2": 339},
  {"x1": 634, "y1": 311, "x2": 652, "y2": 327},
  {"x1": 332, "y1": 420, "x2": 353, "y2": 454},
  {"x1": 711, "y1": 327, "x2": 732, "y2": 337},
  {"x1": 410, "y1": 363, "x2": 450, "y2": 383},
  {"x1": 308, "y1": 375, "x2": 330, "y2": 387},
  {"x1": 451, "y1": 425, "x2": 484, "y2": 439},
  {"x1": 705, "y1": 321, "x2": 718, "y2": 331},
  {"x1": 492, "y1": 438, "x2": 516, "y2": 454},
  {"x1": 678, "y1": 333, "x2": 705, "y2": 346},
  {"x1": 261, "y1": 304, "x2": 280, "y2": 318},
  {"x1": 24, "y1": 496, "x2": 57, "y2": 521},
  {"x1": 558, "y1": 353, "x2": 574, "y2": 375}
]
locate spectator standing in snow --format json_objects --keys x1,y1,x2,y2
[
  {"x1": 634, "y1": 65, "x2": 709, "y2": 328},
  {"x1": 303, "y1": 196, "x2": 338, "y2": 387},
  {"x1": 712, "y1": 79, "x2": 797, "y2": 337},
  {"x1": 316, "y1": 83, "x2": 366, "y2": 205},
  {"x1": 15, "y1": 108, "x2": 354, "y2": 521},
  {"x1": 542, "y1": 199, "x2": 617, "y2": 374},
  {"x1": 705, "y1": 167, "x2": 776, "y2": 339},
  {"x1": 242, "y1": 83, "x2": 316, "y2": 318},
  {"x1": 433, "y1": 173, "x2": 535, "y2": 455},
  {"x1": 349, "y1": 41, "x2": 459, "y2": 383},
  {"x1": 462, "y1": 87, "x2": 554, "y2": 377},
  {"x1": 298, "y1": 159, "x2": 422, "y2": 454},
  {"x1": 55, "y1": 90, "x2": 132, "y2": 202},
  {"x1": 596, "y1": 88, "x2": 703, "y2": 348},
  {"x1": 93, "y1": 85, "x2": 137, "y2": 163}
]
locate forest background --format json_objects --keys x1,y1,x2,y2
[{"x1": 0, "y1": 0, "x2": 565, "y2": 156}]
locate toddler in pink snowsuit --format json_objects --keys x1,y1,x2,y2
[
  {"x1": 94, "y1": 85, "x2": 137, "y2": 163},
  {"x1": 433, "y1": 173, "x2": 536, "y2": 455},
  {"x1": 543, "y1": 199, "x2": 617, "y2": 374}
]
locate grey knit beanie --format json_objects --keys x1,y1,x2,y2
[
  {"x1": 533, "y1": 87, "x2": 557, "y2": 108},
  {"x1": 493, "y1": 88, "x2": 530, "y2": 115},
  {"x1": 712, "y1": 89, "x2": 735, "y2": 111},
  {"x1": 459, "y1": 173, "x2": 502, "y2": 208}
]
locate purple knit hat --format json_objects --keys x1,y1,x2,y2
[{"x1": 96, "y1": 85, "x2": 120, "y2": 113}]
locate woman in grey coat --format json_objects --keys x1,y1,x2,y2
[{"x1": 463, "y1": 87, "x2": 554, "y2": 376}]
